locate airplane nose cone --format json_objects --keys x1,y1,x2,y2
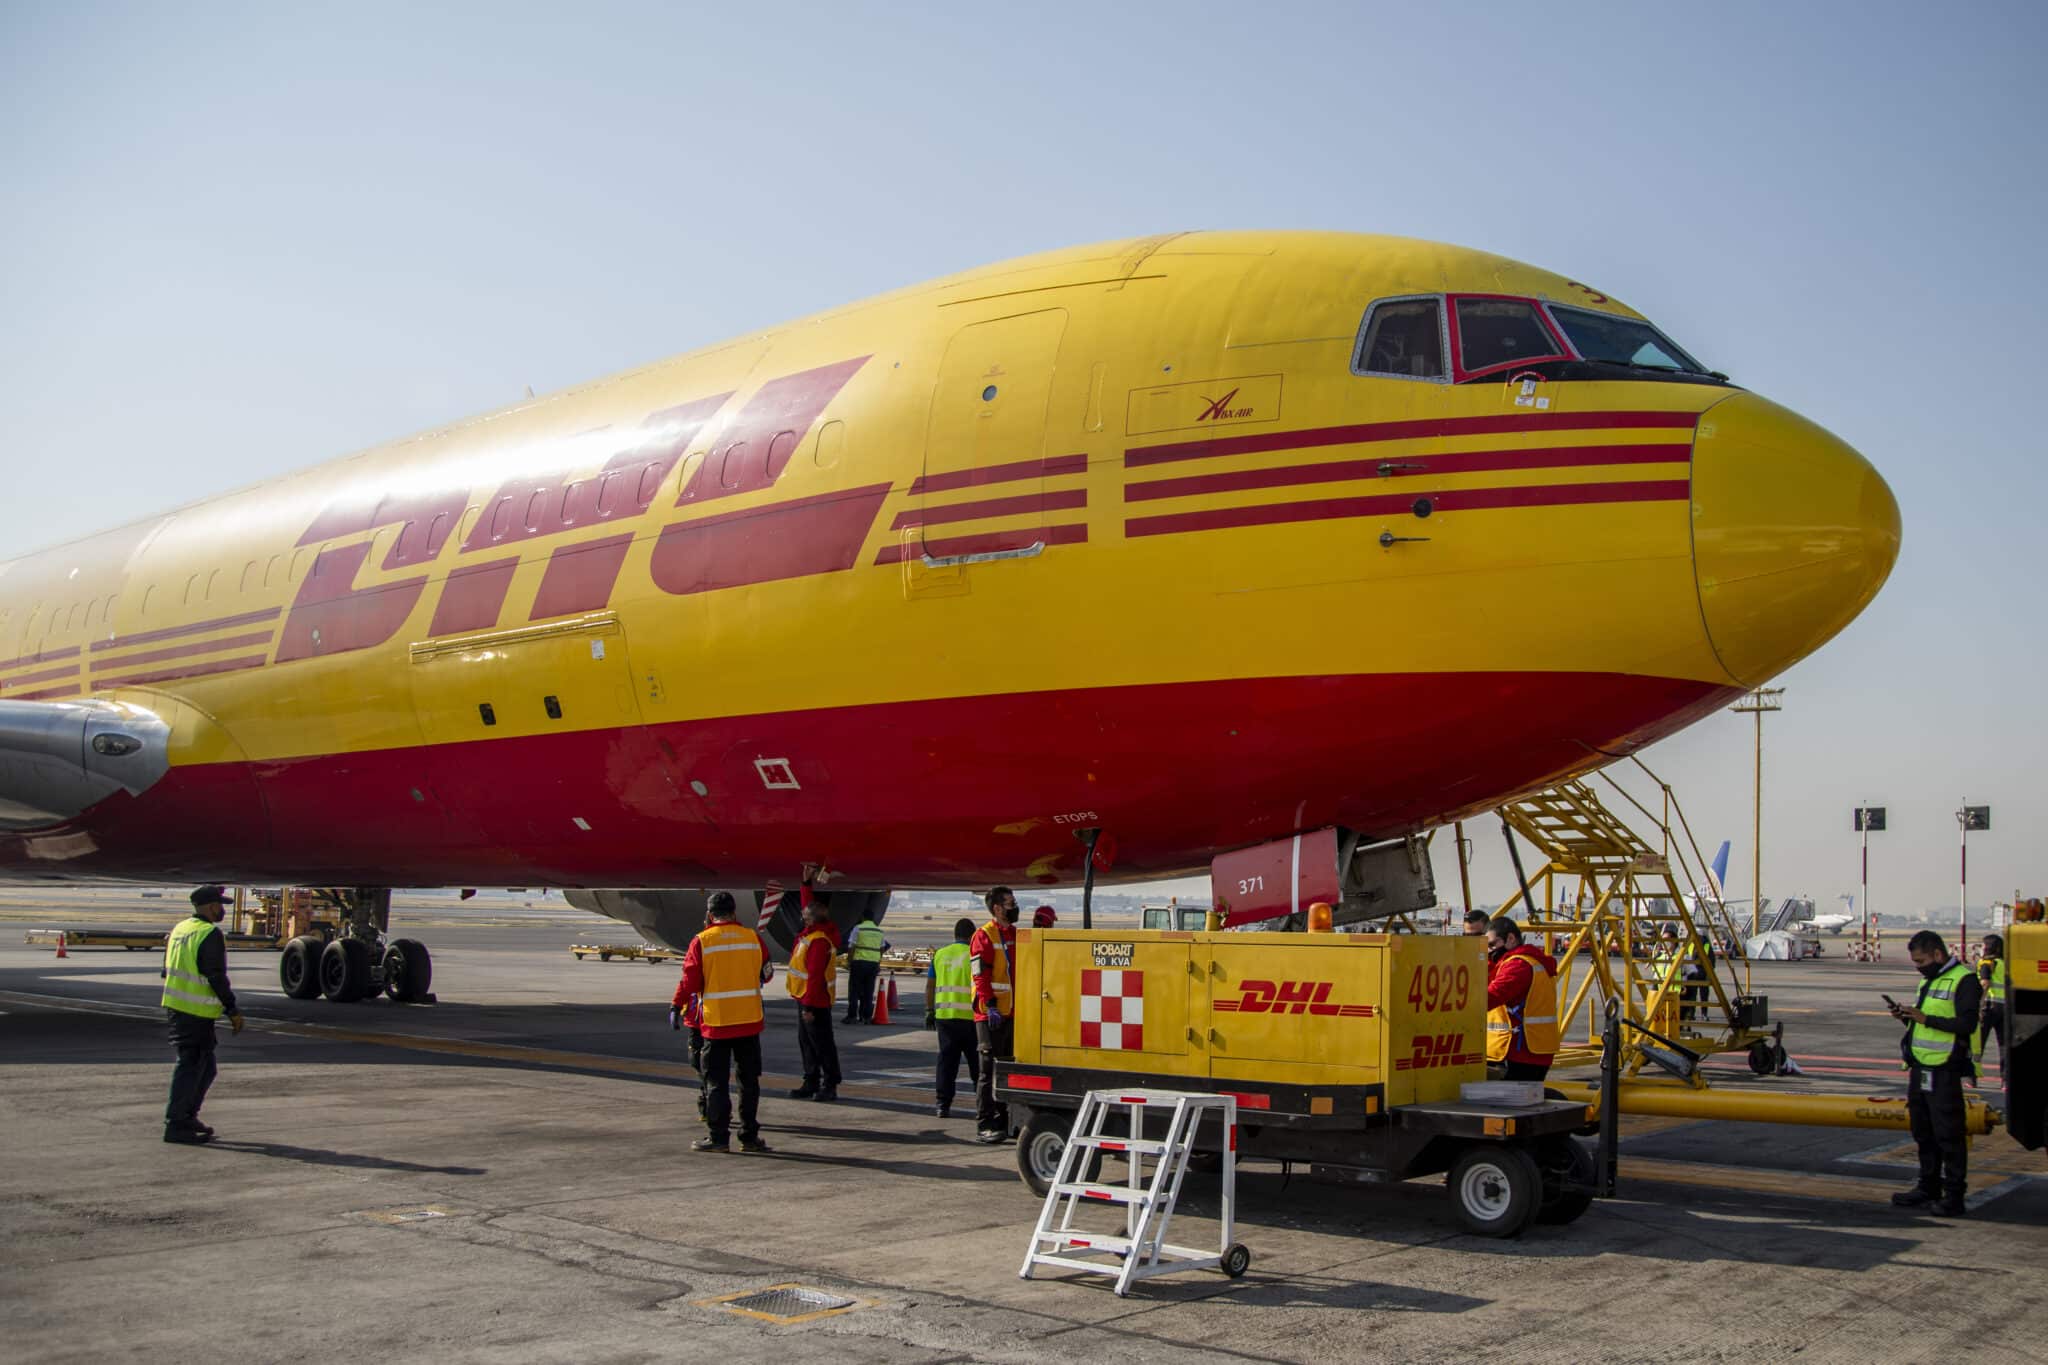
[{"x1": 1692, "y1": 392, "x2": 1901, "y2": 686}]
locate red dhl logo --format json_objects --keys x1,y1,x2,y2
[
  {"x1": 1394, "y1": 1033, "x2": 1485, "y2": 1071},
  {"x1": 1212, "y1": 979, "x2": 1374, "y2": 1017}
]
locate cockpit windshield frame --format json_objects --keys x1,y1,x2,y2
[
  {"x1": 1351, "y1": 294, "x2": 1451, "y2": 384},
  {"x1": 1444, "y1": 293, "x2": 1574, "y2": 382},
  {"x1": 1352, "y1": 291, "x2": 1720, "y2": 386}
]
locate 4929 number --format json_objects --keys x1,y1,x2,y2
[{"x1": 1405, "y1": 964, "x2": 1471, "y2": 1013}]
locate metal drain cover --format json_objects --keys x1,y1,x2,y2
[{"x1": 700, "y1": 1283, "x2": 866, "y2": 1324}]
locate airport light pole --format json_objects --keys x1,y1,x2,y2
[
  {"x1": 1854, "y1": 805, "x2": 1885, "y2": 960},
  {"x1": 1729, "y1": 687, "x2": 1783, "y2": 946},
  {"x1": 1956, "y1": 804, "x2": 1990, "y2": 959}
]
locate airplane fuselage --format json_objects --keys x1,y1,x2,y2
[{"x1": 0, "y1": 232, "x2": 1899, "y2": 890}]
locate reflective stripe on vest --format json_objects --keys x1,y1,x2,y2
[
  {"x1": 1910, "y1": 961, "x2": 1973, "y2": 1070},
  {"x1": 1985, "y1": 959, "x2": 2007, "y2": 1004},
  {"x1": 162, "y1": 917, "x2": 224, "y2": 1019},
  {"x1": 696, "y1": 922, "x2": 764, "y2": 1030},
  {"x1": 786, "y1": 928, "x2": 838, "y2": 1004},
  {"x1": 932, "y1": 942, "x2": 974, "y2": 1020},
  {"x1": 850, "y1": 922, "x2": 884, "y2": 964},
  {"x1": 1485, "y1": 949, "x2": 1559, "y2": 1061},
  {"x1": 976, "y1": 918, "x2": 1013, "y2": 1017}
]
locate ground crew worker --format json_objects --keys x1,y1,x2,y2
[
  {"x1": 161, "y1": 885, "x2": 245, "y2": 1144},
  {"x1": 672, "y1": 892, "x2": 774, "y2": 1153},
  {"x1": 1462, "y1": 909, "x2": 1491, "y2": 936},
  {"x1": 1889, "y1": 930, "x2": 1980, "y2": 1214},
  {"x1": 1032, "y1": 905, "x2": 1058, "y2": 929},
  {"x1": 925, "y1": 917, "x2": 979, "y2": 1118},
  {"x1": 787, "y1": 898, "x2": 843, "y2": 1102},
  {"x1": 1655, "y1": 923, "x2": 1707, "y2": 1022},
  {"x1": 1484, "y1": 916, "x2": 1558, "y2": 1081},
  {"x1": 843, "y1": 909, "x2": 889, "y2": 1024},
  {"x1": 1978, "y1": 934, "x2": 2008, "y2": 1076},
  {"x1": 971, "y1": 886, "x2": 1021, "y2": 1143}
]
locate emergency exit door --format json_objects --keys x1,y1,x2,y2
[{"x1": 917, "y1": 309, "x2": 1070, "y2": 561}]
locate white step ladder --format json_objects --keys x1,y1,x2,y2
[{"x1": 1019, "y1": 1088, "x2": 1249, "y2": 1297}]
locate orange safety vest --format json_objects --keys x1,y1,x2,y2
[
  {"x1": 1486, "y1": 947, "x2": 1560, "y2": 1062},
  {"x1": 976, "y1": 917, "x2": 1014, "y2": 1019},
  {"x1": 786, "y1": 927, "x2": 838, "y2": 1004},
  {"x1": 697, "y1": 921, "x2": 765, "y2": 1031}
]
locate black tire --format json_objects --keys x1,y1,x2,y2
[
  {"x1": 1533, "y1": 1135, "x2": 1597, "y2": 1225},
  {"x1": 1748, "y1": 1040, "x2": 1776, "y2": 1075},
  {"x1": 1015, "y1": 1108, "x2": 1101, "y2": 1196},
  {"x1": 1221, "y1": 1243, "x2": 1251, "y2": 1279},
  {"x1": 279, "y1": 936, "x2": 324, "y2": 999},
  {"x1": 319, "y1": 937, "x2": 373, "y2": 1002},
  {"x1": 383, "y1": 939, "x2": 432, "y2": 1002},
  {"x1": 599, "y1": 951, "x2": 611, "y2": 962},
  {"x1": 1447, "y1": 1144, "x2": 1542, "y2": 1238},
  {"x1": 1186, "y1": 1149, "x2": 1225, "y2": 1175}
]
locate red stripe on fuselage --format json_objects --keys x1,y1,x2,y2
[
  {"x1": 907, "y1": 453, "x2": 1089, "y2": 496},
  {"x1": 650, "y1": 485, "x2": 893, "y2": 595},
  {"x1": 85, "y1": 631, "x2": 273, "y2": 672},
  {"x1": 1124, "y1": 441, "x2": 1691, "y2": 503},
  {"x1": 1126, "y1": 479, "x2": 1690, "y2": 539},
  {"x1": 0, "y1": 645, "x2": 81, "y2": 671},
  {"x1": 1, "y1": 663, "x2": 81, "y2": 689},
  {"x1": 94, "y1": 653, "x2": 269, "y2": 691},
  {"x1": 890, "y1": 488, "x2": 1087, "y2": 531},
  {"x1": 91, "y1": 608, "x2": 282, "y2": 653},
  {"x1": 1124, "y1": 411, "x2": 1701, "y2": 469}
]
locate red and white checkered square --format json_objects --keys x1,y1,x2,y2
[{"x1": 1079, "y1": 968, "x2": 1145, "y2": 1051}]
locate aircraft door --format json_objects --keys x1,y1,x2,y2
[{"x1": 916, "y1": 309, "x2": 1070, "y2": 561}]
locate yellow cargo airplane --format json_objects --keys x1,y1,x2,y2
[{"x1": 0, "y1": 231, "x2": 1898, "y2": 999}]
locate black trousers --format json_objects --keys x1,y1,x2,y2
[
  {"x1": 975, "y1": 1014, "x2": 1012, "y2": 1132},
  {"x1": 1906, "y1": 1065, "x2": 1968, "y2": 1198},
  {"x1": 165, "y1": 1011, "x2": 218, "y2": 1127},
  {"x1": 935, "y1": 1018, "x2": 979, "y2": 1108},
  {"x1": 797, "y1": 1006, "x2": 841, "y2": 1089},
  {"x1": 846, "y1": 961, "x2": 879, "y2": 1021},
  {"x1": 683, "y1": 1026, "x2": 706, "y2": 1119},
  {"x1": 701, "y1": 1033, "x2": 763, "y2": 1142},
  {"x1": 1980, "y1": 1005, "x2": 2007, "y2": 1070}
]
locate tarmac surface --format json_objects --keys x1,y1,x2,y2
[{"x1": 3, "y1": 889, "x2": 2044, "y2": 1363}]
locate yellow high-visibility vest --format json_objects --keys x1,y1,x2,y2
[
  {"x1": 786, "y1": 928, "x2": 838, "y2": 1004},
  {"x1": 696, "y1": 921, "x2": 764, "y2": 1030},
  {"x1": 931, "y1": 942, "x2": 974, "y2": 1021},
  {"x1": 162, "y1": 917, "x2": 224, "y2": 1019}
]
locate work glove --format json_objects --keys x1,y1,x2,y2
[
  {"x1": 668, "y1": 1007, "x2": 681, "y2": 1031},
  {"x1": 925, "y1": 1012, "x2": 937, "y2": 1030},
  {"x1": 229, "y1": 1013, "x2": 245, "y2": 1035}
]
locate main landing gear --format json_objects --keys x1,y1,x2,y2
[{"x1": 278, "y1": 888, "x2": 435, "y2": 1004}]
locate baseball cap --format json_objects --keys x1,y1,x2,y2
[{"x1": 190, "y1": 884, "x2": 230, "y2": 909}]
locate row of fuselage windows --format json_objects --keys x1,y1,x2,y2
[{"x1": 1354, "y1": 294, "x2": 1706, "y2": 382}]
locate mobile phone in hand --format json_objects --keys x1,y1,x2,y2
[{"x1": 1881, "y1": 993, "x2": 1898, "y2": 1009}]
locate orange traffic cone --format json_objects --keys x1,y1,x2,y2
[
  {"x1": 54, "y1": 931, "x2": 68, "y2": 959},
  {"x1": 871, "y1": 977, "x2": 891, "y2": 1026},
  {"x1": 887, "y1": 976, "x2": 900, "y2": 1011}
]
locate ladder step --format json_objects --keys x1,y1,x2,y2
[
  {"x1": 1053, "y1": 1183, "x2": 1148, "y2": 1203},
  {"x1": 1067, "y1": 1136, "x2": 1169, "y2": 1155},
  {"x1": 1036, "y1": 1231, "x2": 1137, "y2": 1254}
]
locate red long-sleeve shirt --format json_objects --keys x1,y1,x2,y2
[
  {"x1": 672, "y1": 925, "x2": 770, "y2": 1039},
  {"x1": 792, "y1": 922, "x2": 841, "y2": 1008}
]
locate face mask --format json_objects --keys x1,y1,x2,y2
[
  {"x1": 1919, "y1": 959, "x2": 1944, "y2": 980},
  {"x1": 1487, "y1": 942, "x2": 1506, "y2": 961},
  {"x1": 1003, "y1": 905, "x2": 1020, "y2": 924}
]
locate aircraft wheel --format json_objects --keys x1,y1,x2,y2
[
  {"x1": 279, "y1": 936, "x2": 324, "y2": 999},
  {"x1": 383, "y1": 939, "x2": 433, "y2": 1002},
  {"x1": 320, "y1": 938, "x2": 373, "y2": 1002},
  {"x1": 1448, "y1": 1145, "x2": 1541, "y2": 1238}
]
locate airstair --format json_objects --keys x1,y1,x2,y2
[{"x1": 1019, "y1": 1089, "x2": 1250, "y2": 1296}]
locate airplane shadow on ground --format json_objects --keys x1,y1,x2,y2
[{"x1": 199, "y1": 1139, "x2": 487, "y2": 1176}]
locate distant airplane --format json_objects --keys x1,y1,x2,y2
[
  {"x1": 0, "y1": 231, "x2": 1901, "y2": 997},
  {"x1": 1804, "y1": 894, "x2": 1859, "y2": 935}
]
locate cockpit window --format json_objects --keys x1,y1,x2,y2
[
  {"x1": 1453, "y1": 297, "x2": 1568, "y2": 376},
  {"x1": 1547, "y1": 304, "x2": 1706, "y2": 374},
  {"x1": 1355, "y1": 297, "x2": 1444, "y2": 379}
]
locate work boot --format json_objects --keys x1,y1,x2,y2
[
  {"x1": 975, "y1": 1128, "x2": 1006, "y2": 1145},
  {"x1": 1890, "y1": 1186, "x2": 1937, "y2": 1208},
  {"x1": 163, "y1": 1125, "x2": 212, "y2": 1145},
  {"x1": 814, "y1": 1087, "x2": 839, "y2": 1102},
  {"x1": 788, "y1": 1086, "x2": 819, "y2": 1099},
  {"x1": 692, "y1": 1135, "x2": 729, "y2": 1153},
  {"x1": 738, "y1": 1134, "x2": 773, "y2": 1153},
  {"x1": 1937, "y1": 1193, "x2": 1968, "y2": 1217},
  {"x1": 935, "y1": 1103, "x2": 951, "y2": 1119},
  {"x1": 189, "y1": 1121, "x2": 215, "y2": 1138}
]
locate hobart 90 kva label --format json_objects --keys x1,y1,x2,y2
[{"x1": 1083, "y1": 942, "x2": 1144, "y2": 1050}]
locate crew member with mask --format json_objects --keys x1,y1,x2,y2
[
  {"x1": 971, "y1": 886, "x2": 1020, "y2": 1143},
  {"x1": 1483, "y1": 916, "x2": 1559, "y2": 1081},
  {"x1": 1889, "y1": 930, "x2": 1981, "y2": 1215}
]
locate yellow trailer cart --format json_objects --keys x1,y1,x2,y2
[{"x1": 996, "y1": 926, "x2": 1611, "y2": 1238}]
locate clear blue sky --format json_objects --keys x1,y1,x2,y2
[{"x1": 3, "y1": 2, "x2": 2041, "y2": 917}]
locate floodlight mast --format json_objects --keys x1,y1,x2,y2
[{"x1": 1729, "y1": 688, "x2": 1784, "y2": 943}]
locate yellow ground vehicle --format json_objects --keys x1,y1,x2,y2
[
  {"x1": 2005, "y1": 920, "x2": 2047, "y2": 1150},
  {"x1": 996, "y1": 927, "x2": 1608, "y2": 1238}
]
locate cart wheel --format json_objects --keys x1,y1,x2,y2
[
  {"x1": 1747, "y1": 1040, "x2": 1776, "y2": 1075},
  {"x1": 573, "y1": 952, "x2": 584, "y2": 960},
  {"x1": 1015, "y1": 1109, "x2": 1100, "y2": 1196},
  {"x1": 1221, "y1": 1243, "x2": 1251, "y2": 1279},
  {"x1": 1448, "y1": 1145, "x2": 1542, "y2": 1238},
  {"x1": 599, "y1": 951, "x2": 611, "y2": 962},
  {"x1": 1533, "y1": 1135, "x2": 1596, "y2": 1225}
]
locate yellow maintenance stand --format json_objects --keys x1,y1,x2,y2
[{"x1": 996, "y1": 924, "x2": 1613, "y2": 1239}]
